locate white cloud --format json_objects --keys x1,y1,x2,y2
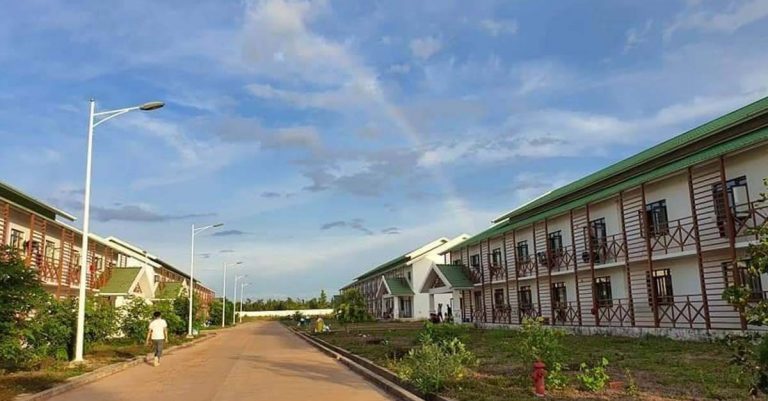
[
  {"x1": 665, "y1": 0, "x2": 768, "y2": 39},
  {"x1": 389, "y1": 63, "x2": 411, "y2": 74},
  {"x1": 623, "y1": 19, "x2": 653, "y2": 53},
  {"x1": 480, "y1": 19, "x2": 518, "y2": 36},
  {"x1": 410, "y1": 37, "x2": 442, "y2": 61}
]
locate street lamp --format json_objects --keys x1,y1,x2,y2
[
  {"x1": 233, "y1": 274, "x2": 246, "y2": 325},
  {"x1": 74, "y1": 98, "x2": 164, "y2": 363},
  {"x1": 222, "y1": 261, "x2": 242, "y2": 328},
  {"x1": 187, "y1": 223, "x2": 223, "y2": 337},
  {"x1": 239, "y1": 282, "x2": 250, "y2": 323}
]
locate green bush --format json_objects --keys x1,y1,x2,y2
[
  {"x1": 577, "y1": 357, "x2": 610, "y2": 392},
  {"x1": 119, "y1": 297, "x2": 152, "y2": 342},
  {"x1": 721, "y1": 333, "x2": 768, "y2": 396},
  {"x1": 207, "y1": 298, "x2": 235, "y2": 327},
  {"x1": 84, "y1": 298, "x2": 118, "y2": 344},
  {"x1": 393, "y1": 337, "x2": 478, "y2": 395},
  {"x1": 419, "y1": 321, "x2": 470, "y2": 345},
  {"x1": 334, "y1": 289, "x2": 371, "y2": 331},
  {"x1": 547, "y1": 362, "x2": 569, "y2": 390},
  {"x1": 516, "y1": 317, "x2": 565, "y2": 367}
]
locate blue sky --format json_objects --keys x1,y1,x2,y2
[{"x1": 1, "y1": 0, "x2": 767, "y2": 299}]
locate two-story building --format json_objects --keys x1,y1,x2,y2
[
  {"x1": 0, "y1": 180, "x2": 215, "y2": 310},
  {"x1": 342, "y1": 235, "x2": 469, "y2": 320},
  {"x1": 437, "y1": 96, "x2": 768, "y2": 336}
]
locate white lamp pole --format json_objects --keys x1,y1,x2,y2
[
  {"x1": 239, "y1": 282, "x2": 250, "y2": 323},
  {"x1": 73, "y1": 98, "x2": 164, "y2": 363},
  {"x1": 222, "y1": 261, "x2": 242, "y2": 328},
  {"x1": 233, "y1": 274, "x2": 246, "y2": 325},
  {"x1": 187, "y1": 223, "x2": 223, "y2": 337}
]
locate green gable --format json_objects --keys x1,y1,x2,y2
[
  {"x1": 384, "y1": 277, "x2": 413, "y2": 296},
  {"x1": 436, "y1": 264, "x2": 474, "y2": 289},
  {"x1": 99, "y1": 268, "x2": 142, "y2": 294},
  {"x1": 155, "y1": 282, "x2": 184, "y2": 299}
]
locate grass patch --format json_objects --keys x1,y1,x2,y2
[{"x1": 314, "y1": 322, "x2": 746, "y2": 401}]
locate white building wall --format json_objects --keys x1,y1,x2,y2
[
  {"x1": 724, "y1": 143, "x2": 768, "y2": 202},
  {"x1": 644, "y1": 172, "x2": 692, "y2": 221}
]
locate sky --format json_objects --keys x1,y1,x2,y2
[{"x1": 1, "y1": 0, "x2": 767, "y2": 300}]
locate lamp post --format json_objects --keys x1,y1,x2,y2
[
  {"x1": 222, "y1": 261, "x2": 242, "y2": 328},
  {"x1": 233, "y1": 274, "x2": 246, "y2": 325},
  {"x1": 239, "y1": 282, "x2": 250, "y2": 323},
  {"x1": 187, "y1": 223, "x2": 223, "y2": 337},
  {"x1": 74, "y1": 99, "x2": 164, "y2": 363}
]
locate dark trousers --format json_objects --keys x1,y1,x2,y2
[{"x1": 153, "y1": 339, "x2": 164, "y2": 358}]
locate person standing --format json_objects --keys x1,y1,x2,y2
[{"x1": 145, "y1": 311, "x2": 168, "y2": 367}]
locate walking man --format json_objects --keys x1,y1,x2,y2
[{"x1": 145, "y1": 311, "x2": 168, "y2": 367}]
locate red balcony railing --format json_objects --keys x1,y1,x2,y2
[
  {"x1": 518, "y1": 304, "x2": 540, "y2": 321},
  {"x1": 547, "y1": 247, "x2": 574, "y2": 272},
  {"x1": 492, "y1": 305, "x2": 513, "y2": 322},
  {"x1": 596, "y1": 298, "x2": 634, "y2": 327},
  {"x1": 580, "y1": 233, "x2": 626, "y2": 265},
  {"x1": 488, "y1": 261, "x2": 505, "y2": 281},
  {"x1": 517, "y1": 256, "x2": 536, "y2": 277},
  {"x1": 552, "y1": 301, "x2": 580, "y2": 325},
  {"x1": 656, "y1": 294, "x2": 707, "y2": 329},
  {"x1": 465, "y1": 265, "x2": 482, "y2": 284},
  {"x1": 733, "y1": 200, "x2": 768, "y2": 238},
  {"x1": 640, "y1": 215, "x2": 698, "y2": 255}
]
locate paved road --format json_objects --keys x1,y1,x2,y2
[{"x1": 49, "y1": 322, "x2": 393, "y2": 401}]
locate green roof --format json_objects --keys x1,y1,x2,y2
[
  {"x1": 99, "y1": 268, "x2": 142, "y2": 294},
  {"x1": 155, "y1": 282, "x2": 184, "y2": 299},
  {"x1": 436, "y1": 264, "x2": 474, "y2": 289},
  {"x1": 492, "y1": 95, "x2": 768, "y2": 224},
  {"x1": 448, "y1": 111, "x2": 768, "y2": 253},
  {"x1": 356, "y1": 255, "x2": 410, "y2": 281},
  {"x1": 384, "y1": 277, "x2": 413, "y2": 296},
  {"x1": 0, "y1": 181, "x2": 76, "y2": 221}
]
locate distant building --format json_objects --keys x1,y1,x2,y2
[{"x1": 341, "y1": 235, "x2": 469, "y2": 321}]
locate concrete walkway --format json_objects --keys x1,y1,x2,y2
[{"x1": 48, "y1": 322, "x2": 393, "y2": 401}]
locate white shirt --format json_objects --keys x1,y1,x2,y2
[{"x1": 148, "y1": 318, "x2": 168, "y2": 340}]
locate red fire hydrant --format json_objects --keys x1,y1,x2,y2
[{"x1": 532, "y1": 361, "x2": 547, "y2": 397}]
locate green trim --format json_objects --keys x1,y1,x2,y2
[
  {"x1": 492, "y1": 96, "x2": 768, "y2": 224},
  {"x1": 449, "y1": 125, "x2": 768, "y2": 252},
  {"x1": 0, "y1": 181, "x2": 76, "y2": 221},
  {"x1": 98, "y1": 268, "x2": 142, "y2": 294},
  {"x1": 384, "y1": 277, "x2": 413, "y2": 296},
  {"x1": 356, "y1": 255, "x2": 409, "y2": 281},
  {"x1": 436, "y1": 264, "x2": 474, "y2": 289}
]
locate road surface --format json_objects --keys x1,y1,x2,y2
[{"x1": 48, "y1": 321, "x2": 393, "y2": 401}]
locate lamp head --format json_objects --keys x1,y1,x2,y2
[
  {"x1": 213, "y1": 223, "x2": 224, "y2": 228},
  {"x1": 139, "y1": 101, "x2": 165, "y2": 111}
]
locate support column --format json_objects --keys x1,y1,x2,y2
[
  {"x1": 718, "y1": 156, "x2": 746, "y2": 330},
  {"x1": 619, "y1": 191, "x2": 636, "y2": 326},
  {"x1": 586, "y1": 204, "x2": 598, "y2": 326},
  {"x1": 502, "y1": 232, "x2": 512, "y2": 324},
  {"x1": 544, "y1": 218, "x2": 554, "y2": 323},
  {"x1": 512, "y1": 229, "x2": 521, "y2": 324},
  {"x1": 531, "y1": 224, "x2": 542, "y2": 317},
  {"x1": 640, "y1": 183, "x2": 660, "y2": 327},
  {"x1": 687, "y1": 167, "x2": 711, "y2": 330},
  {"x1": 569, "y1": 209, "x2": 583, "y2": 326}
]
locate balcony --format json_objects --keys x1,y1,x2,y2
[
  {"x1": 595, "y1": 298, "x2": 635, "y2": 327},
  {"x1": 516, "y1": 256, "x2": 536, "y2": 277},
  {"x1": 580, "y1": 233, "x2": 626, "y2": 265},
  {"x1": 552, "y1": 301, "x2": 580, "y2": 325},
  {"x1": 642, "y1": 215, "x2": 698, "y2": 255},
  {"x1": 733, "y1": 200, "x2": 768, "y2": 238},
  {"x1": 464, "y1": 264, "x2": 482, "y2": 284},
  {"x1": 655, "y1": 294, "x2": 708, "y2": 329},
  {"x1": 518, "y1": 304, "x2": 540, "y2": 321},
  {"x1": 546, "y1": 247, "x2": 575, "y2": 272},
  {"x1": 487, "y1": 255, "x2": 505, "y2": 281},
  {"x1": 492, "y1": 304, "x2": 513, "y2": 322}
]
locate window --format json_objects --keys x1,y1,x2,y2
[
  {"x1": 723, "y1": 260, "x2": 764, "y2": 301},
  {"x1": 712, "y1": 176, "x2": 749, "y2": 237},
  {"x1": 470, "y1": 254, "x2": 480, "y2": 268},
  {"x1": 45, "y1": 241, "x2": 56, "y2": 264},
  {"x1": 587, "y1": 218, "x2": 607, "y2": 263},
  {"x1": 548, "y1": 231, "x2": 563, "y2": 253},
  {"x1": 491, "y1": 248, "x2": 502, "y2": 266},
  {"x1": 494, "y1": 288, "x2": 505, "y2": 307},
  {"x1": 473, "y1": 291, "x2": 483, "y2": 311},
  {"x1": 594, "y1": 276, "x2": 612, "y2": 307},
  {"x1": 516, "y1": 241, "x2": 529, "y2": 263},
  {"x1": 10, "y1": 229, "x2": 24, "y2": 250},
  {"x1": 519, "y1": 286, "x2": 533, "y2": 308},
  {"x1": 552, "y1": 282, "x2": 567, "y2": 306},
  {"x1": 645, "y1": 200, "x2": 669, "y2": 237},
  {"x1": 649, "y1": 269, "x2": 674, "y2": 305}
]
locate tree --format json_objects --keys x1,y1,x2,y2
[
  {"x1": 722, "y1": 177, "x2": 768, "y2": 396},
  {"x1": 208, "y1": 298, "x2": 235, "y2": 326},
  {"x1": 318, "y1": 290, "x2": 329, "y2": 308},
  {"x1": 334, "y1": 289, "x2": 371, "y2": 332}
]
